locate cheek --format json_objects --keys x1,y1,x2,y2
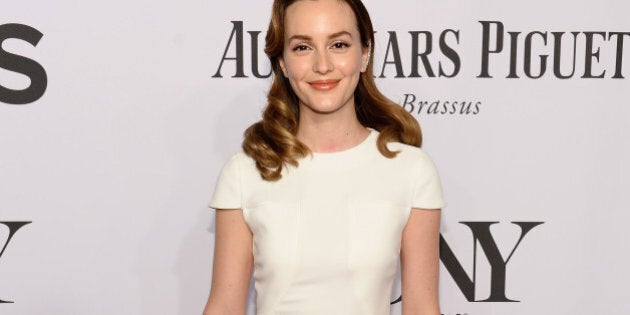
[
  {"x1": 283, "y1": 56, "x2": 309, "y2": 80},
  {"x1": 337, "y1": 53, "x2": 363, "y2": 73}
]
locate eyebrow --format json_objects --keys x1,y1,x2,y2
[{"x1": 287, "y1": 31, "x2": 353, "y2": 42}]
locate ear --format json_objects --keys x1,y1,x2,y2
[
  {"x1": 278, "y1": 56, "x2": 288, "y2": 77},
  {"x1": 361, "y1": 43, "x2": 370, "y2": 73}
]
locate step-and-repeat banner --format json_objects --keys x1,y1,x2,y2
[{"x1": 1, "y1": 0, "x2": 628, "y2": 314}]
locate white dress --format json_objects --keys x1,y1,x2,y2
[{"x1": 209, "y1": 129, "x2": 445, "y2": 315}]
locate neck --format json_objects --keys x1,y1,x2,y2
[{"x1": 297, "y1": 105, "x2": 369, "y2": 153}]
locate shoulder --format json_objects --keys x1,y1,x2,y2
[
  {"x1": 224, "y1": 151, "x2": 248, "y2": 165},
  {"x1": 385, "y1": 142, "x2": 445, "y2": 209},
  {"x1": 210, "y1": 151, "x2": 263, "y2": 209},
  {"x1": 385, "y1": 141, "x2": 438, "y2": 170},
  {"x1": 220, "y1": 151, "x2": 259, "y2": 177}
]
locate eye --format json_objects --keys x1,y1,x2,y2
[
  {"x1": 331, "y1": 41, "x2": 350, "y2": 49},
  {"x1": 292, "y1": 44, "x2": 310, "y2": 52}
]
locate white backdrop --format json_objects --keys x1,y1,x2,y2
[{"x1": 1, "y1": 0, "x2": 629, "y2": 314}]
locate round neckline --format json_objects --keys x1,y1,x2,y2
[
  {"x1": 311, "y1": 128, "x2": 376, "y2": 157},
  {"x1": 296, "y1": 128, "x2": 379, "y2": 172}
]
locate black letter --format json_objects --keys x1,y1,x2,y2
[
  {"x1": 402, "y1": 94, "x2": 416, "y2": 113},
  {"x1": 609, "y1": 32, "x2": 630, "y2": 79},
  {"x1": 379, "y1": 32, "x2": 405, "y2": 78},
  {"x1": 417, "y1": 101, "x2": 429, "y2": 114},
  {"x1": 473, "y1": 102, "x2": 481, "y2": 114},
  {"x1": 441, "y1": 101, "x2": 450, "y2": 114},
  {"x1": 440, "y1": 234, "x2": 475, "y2": 301},
  {"x1": 409, "y1": 31, "x2": 435, "y2": 77},
  {"x1": 459, "y1": 101, "x2": 476, "y2": 114},
  {"x1": 581, "y1": 32, "x2": 607, "y2": 78},
  {"x1": 428, "y1": 101, "x2": 440, "y2": 114},
  {"x1": 552, "y1": 32, "x2": 579, "y2": 79},
  {"x1": 524, "y1": 31, "x2": 548, "y2": 79},
  {"x1": 478, "y1": 21, "x2": 504, "y2": 78},
  {"x1": 439, "y1": 29, "x2": 461, "y2": 78},
  {"x1": 507, "y1": 32, "x2": 520, "y2": 78},
  {"x1": 212, "y1": 21, "x2": 246, "y2": 78},
  {"x1": 0, "y1": 23, "x2": 47, "y2": 105},
  {"x1": 248, "y1": 31, "x2": 271, "y2": 78},
  {"x1": 449, "y1": 101, "x2": 457, "y2": 114},
  {"x1": 0, "y1": 221, "x2": 32, "y2": 303}
]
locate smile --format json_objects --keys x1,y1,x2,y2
[{"x1": 308, "y1": 80, "x2": 340, "y2": 91}]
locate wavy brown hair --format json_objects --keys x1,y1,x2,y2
[{"x1": 243, "y1": 0, "x2": 422, "y2": 181}]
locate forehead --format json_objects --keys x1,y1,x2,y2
[{"x1": 284, "y1": 0, "x2": 359, "y2": 37}]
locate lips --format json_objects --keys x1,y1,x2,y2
[{"x1": 308, "y1": 80, "x2": 340, "y2": 91}]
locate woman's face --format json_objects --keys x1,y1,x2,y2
[{"x1": 279, "y1": 0, "x2": 368, "y2": 116}]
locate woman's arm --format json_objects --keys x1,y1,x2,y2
[
  {"x1": 400, "y1": 208, "x2": 441, "y2": 315},
  {"x1": 203, "y1": 209, "x2": 254, "y2": 315}
]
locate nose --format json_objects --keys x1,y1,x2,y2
[{"x1": 312, "y1": 50, "x2": 333, "y2": 74}]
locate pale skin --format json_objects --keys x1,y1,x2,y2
[{"x1": 203, "y1": 1, "x2": 441, "y2": 314}]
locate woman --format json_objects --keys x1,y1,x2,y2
[{"x1": 203, "y1": 0, "x2": 444, "y2": 314}]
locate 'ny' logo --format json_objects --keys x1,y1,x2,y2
[{"x1": 440, "y1": 221, "x2": 544, "y2": 302}]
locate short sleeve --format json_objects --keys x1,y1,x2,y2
[
  {"x1": 411, "y1": 151, "x2": 446, "y2": 210},
  {"x1": 208, "y1": 153, "x2": 242, "y2": 209}
]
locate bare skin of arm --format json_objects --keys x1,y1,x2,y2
[
  {"x1": 202, "y1": 209, "x2": 254, "y2": 315},
  {"x1": 400, "y1": 208, "x2": 442, "y2": 315}
]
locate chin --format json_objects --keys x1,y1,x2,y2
[{"x1": 303, "y1": 102, "x2": 346, "y2": 114}]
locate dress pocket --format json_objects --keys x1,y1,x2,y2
[{"x1": 348, "y1": 200, "x2": 409, "y2": 266}]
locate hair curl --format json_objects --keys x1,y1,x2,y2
[{"x1": 243, "y1": 0, "x2": 422, "y2": 181}]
